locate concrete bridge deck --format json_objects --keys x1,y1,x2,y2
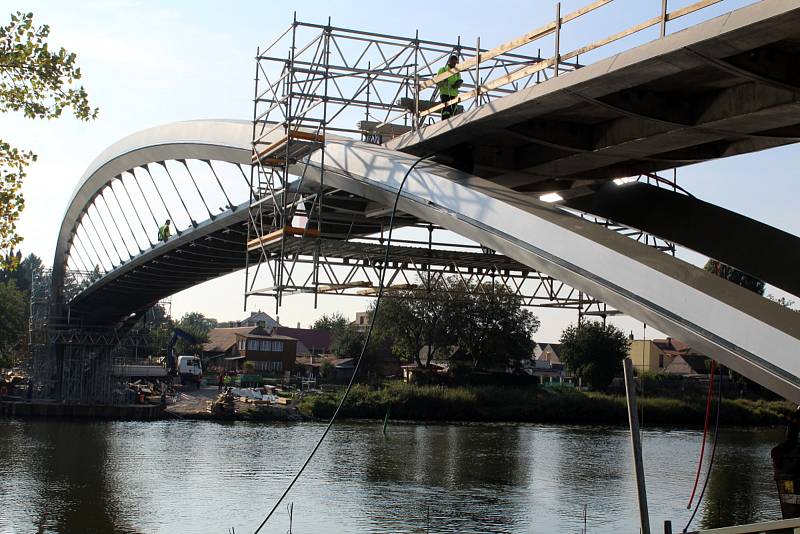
[{"x1": 390, "y1": 0, "x2": 800, "y2": 194}]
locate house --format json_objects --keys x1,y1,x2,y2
[
  {"x1": 628, "y1": 337, "x2": 710, "y2": 375},
  {"x1": 664, "y1": 354, "x2": 710, "y2": 376},
  {"x1": 533, "y1": 343, "x2": 562, "y2": 365},
  {"x1": 203, "y1": 325, "x2": 297, "y2": 373},
  {"x1": 401, "y1": 362, "x2": 448, "y2": 383},
  {"x1": 353, "y1": 311, "x2": 370, "y2": 332},
  {"x1": 270, "y1": 326, "x2": 332, "y2": 356},
  {"x1": 203, "y1": 326, "x2": 258, "y2": 365},
  {"x1": 296, "y1": 356, "x2": 357, "y2": 383},
  {"x1": 238, "y1": 310, "x2": 280, "y2": 328}
]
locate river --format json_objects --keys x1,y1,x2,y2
[{"x1": 0, "y1": 419, "x2": 784, "y2": 533}]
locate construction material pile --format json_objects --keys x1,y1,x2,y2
[
  {"x1": 126, "y1": 379, "x2": 175, "y2": 405},
  {"x1": 208, "y1": 388, "x2": 236, "y2": 418}
]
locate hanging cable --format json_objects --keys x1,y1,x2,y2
[
  {"x1": 252, "y1": 152, "x2": 433, "y2": 534},
  {"x1": 687, "y1": 359, "x2": 717, "y2": 508},
  {"x1": 683, "y1": 364, "x2": 723, "y2": 533}
]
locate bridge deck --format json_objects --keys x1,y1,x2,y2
[{"x1": 388, "y1": 0, "x2": 800, "y2": 194}]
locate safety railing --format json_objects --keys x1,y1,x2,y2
[{"x1": 414, "y1": 0, "x2": 733, "y2": 122}]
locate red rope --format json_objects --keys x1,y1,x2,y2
[{"x1": 687, "y1": 359, "x2": 716, "y2": 508}]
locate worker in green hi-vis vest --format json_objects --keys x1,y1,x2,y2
[
  {"x1": 437, "y1": 55, "x2": 463, "y2": 120},
  {"x1": 158, "y1": 219, "x2": 171, "y2": 242}
]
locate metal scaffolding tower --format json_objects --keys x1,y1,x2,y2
[{"x1": 245, "y1": 16, "x2": 685, "y2": 320}]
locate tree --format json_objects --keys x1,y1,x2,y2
[
  {"x1": 312, "y1": 312, "x2": 349, "y2": 339},
  {"x1": 330, "y1": 324, "x2": 367, "y2": 359},
  {"x1": 0, "y1": 280, "x2": 27, "y2": 367},
  {"x1": 177, "y1": 311, "x2": 217, "y2": 335},
  {"x1": 175, "y1": 313, "x2": 212, "y2": 356},
  {"x1": 454, "y1": 281, "x2": 539, "y2": 371},
  {"x1": 559, "y1": 321, "x2": 630, "y2": 390},
  {"x1": 371, "y1": 278, "x2": 459, "y2": 367},
  {"x1": 0, "y1": 12, "x2": 97, "y2": 265},
  {"x1": 704, "y1": 259, "x2": 764, "y2": 296},
  {"x1": 370, "y1": 276, "x2": 539, "y2": 372}
]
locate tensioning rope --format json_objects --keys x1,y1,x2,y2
[
  {"x1": 252, "y1": 152, "x2": 433, "y2": 534},
  {"x1": 683, "y1": 363, "x2": 723, "y2": 533},
  {"x1": 687, "y1": 359, "x2": 717, "y2": 509}
]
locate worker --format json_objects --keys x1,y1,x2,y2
[
  {"x1": 437, "y1": 54, "x2": 463, "y2": 120},
  {"x1": 158, "y1": 219, "x2": 171, "y2": 242}
]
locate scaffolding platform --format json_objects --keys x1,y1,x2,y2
[
  {"x1": 246, "y1": 226, "x2": 321, "y2": 252},
  {"x1": 251, "y1": 129, "x2": 325, "y2": 166}
]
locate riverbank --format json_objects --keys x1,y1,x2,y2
[{"x1": 296, "y1": 383, "x2": 795, "y2": 426}]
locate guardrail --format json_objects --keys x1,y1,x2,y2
[{"x1": 415, "y1": 0, "x2": 731, "y2": 121}]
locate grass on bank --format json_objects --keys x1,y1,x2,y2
[{"x1": 296, "y1": 382, "x2": 795, "y2": 426}]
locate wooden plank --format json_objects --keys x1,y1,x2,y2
[
  {"x1": 420, "y1": 0, "x2": 718, "y2": 119},
  {"x1": 417, "y1": 0, "x2": 613, "y2": 91},
  {"x1": 252, "y1": 134, "x2": 289, "y2": 163},
  {"x1": 561, "y1": 14, "x2": 662, "y2": 62},
  {"x1": 246, "y1": 226, "x2": 321, "y2": 251},
  {"x1": 251, "y1": 130, "x2": 325, "y2": 163},
  {"x1": 666, "y1": 0, "x2": 723, "y2": 22}
]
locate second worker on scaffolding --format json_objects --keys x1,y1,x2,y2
[{"x1": 437, "y1": 55, "x2": 463, "y2": 120}]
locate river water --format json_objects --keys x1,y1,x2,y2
[{"x1": 0, "y1": 419, "x2": 784, "y2": 533}]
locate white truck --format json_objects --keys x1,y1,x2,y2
[
  {"x1": 177, "y1": 355, "x2": 203, "y2": 387},
  {"x1": 111, "y1": 355, "x2": 202, "y2": 387}
]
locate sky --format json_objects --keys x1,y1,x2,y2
[{"x1": 4, "y1": 0, "x2": 798, "y2": 342}]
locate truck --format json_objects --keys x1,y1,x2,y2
[
  {"x1": 111, "y1": 328, "x2": 203, "y2": 387},
  {"x1": 176, "y1": 355, "x2": 203, "y2": 387}
]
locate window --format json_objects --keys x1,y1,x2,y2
[
  {"x1": 273, "y1": 341, "x2": 283, "y2": 352},
  {"x1": 658, "y1": 354, "x2": 664, "y2": 368},
  {"x1": 253, "y1": 360, "x2": 283, "y2": 372}
]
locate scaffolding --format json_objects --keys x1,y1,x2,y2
[
  {"x1": 246, "y1": 17, "x2": 580, "y2": 313},
  {"x1": 244, "y1": 6, "x2": 700, "y2": 319},
  {"x1": 29, "y1": 267, "x2": 158, "y2": 404}
]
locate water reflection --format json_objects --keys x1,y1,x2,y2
[
  {"x1": 701, "y1": 429, "x2": 780, "y2": 529},
  {"x1": 0, "y1": 420, "x2": 786, "y2": 533}
]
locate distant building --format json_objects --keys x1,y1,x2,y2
[
  {"x1": 270, "y1": 326, "x2": 332, "y2": 356},
  {"x1": 238, "y1": 310, "x2": 280, "y2": 328},
  {"x1": 533, "y1": 343, "x2": 562, "y2": 366},
  {"x1": 203, "y1": 325, "x2": 297, "y2": 373},
  {"x1": 295, "y1": 356, "x2": 357, "y2": 383},
  {"x1": 628, "y1": 337, "x2": 710, "y2": 375},
  {"x1": 353, "y1": 311, "x2": 370, "y2": 332}
]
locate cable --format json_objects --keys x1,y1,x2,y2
[
  {"x1": 683, "y1": 365, "x2": 723, "y2": 533},
  {"x1": 252, "y1": 152, "x2": 433, "y2": 534},
  {"x1": 687, "y1": 359, "x2": 717, "y2": 509}
]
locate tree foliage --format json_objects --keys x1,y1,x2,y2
[
  {"x1": 704, "y1": 259, "x2": 765, "y2": 296},
  {"x1": 371, "y1": 280, "x2": 459, "y2": 367},
  {"x1": 558, "y1": 321, "x2": 630, "y2": 390},
  {"x1": 371, "y1": 276, "x2": 539, "y2": 372},
  {"x1": 0, "y1": 280, "x2": 26, "y2": 367},
  {"x1": 312, "y1": 312, "x2": 349, "y2": 339},
  {"x1": 453, "y1": 282, "x2": 539, "y2": 371},
  {"x1": 0, "y1": 12, "x2": 97, "y2": 265},
  {"x1": 177, "y1": 311, "x2": 217, "y2": 335},
  {"x1": 0, "y1": 252, "x2": 41, "y2": 367}
]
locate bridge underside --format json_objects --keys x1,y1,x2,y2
[{"x1": 389, "y1": 0, "x2": 800, "y2": 195}]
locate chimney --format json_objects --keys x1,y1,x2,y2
[{"x1": 297, "y1": 321, "x2": 300, "y2": 329}]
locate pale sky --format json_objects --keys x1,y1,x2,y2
[{"x1": 5, "y1": 0, "x2": 797, "y2": 342}]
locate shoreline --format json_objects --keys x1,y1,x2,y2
[{"x1": 2, "y1": 384, "x2": 795, "y2": 426}]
